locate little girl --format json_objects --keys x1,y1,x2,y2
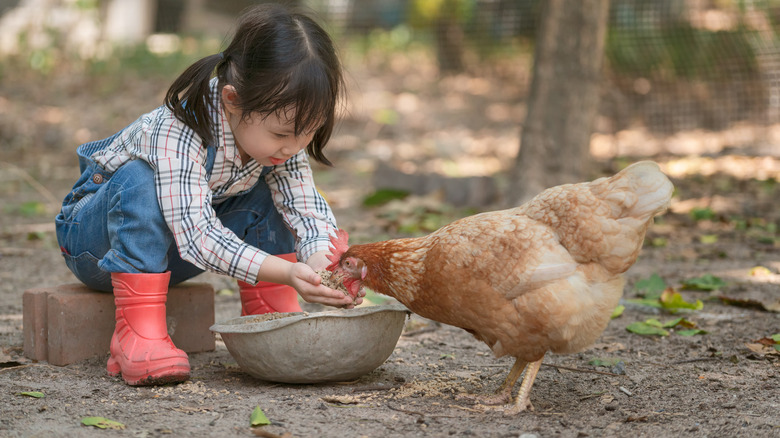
[{"x1": 55, "y1": 4, "x2": 362, "y2": 386}]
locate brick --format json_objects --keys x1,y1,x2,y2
[{"x1": 23, "y1": 283, "x2": 216, "y2": 366}]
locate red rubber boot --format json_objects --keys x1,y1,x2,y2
[
  {"x1": 107, "y1": 272, "x2": 190, "y2": 386},
  {"x1": 240, "y1": 253, "x2": 303, "y2": 315}
]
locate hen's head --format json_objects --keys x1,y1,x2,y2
[{"x1": 325, "y1": 229, "x2": 366, "y2": 299}]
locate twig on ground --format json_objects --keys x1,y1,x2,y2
[
  {"x1": 388, "y1": 403, "x2": 425, "y2": 418},
  {"x1": 402, "y1": 327, "x2": 439, "y2": 337},
  {"x1": 0, "y1": 364, "x2": 33, "y2": 373},
  {"x1": 670, "y1": 357, "x2": 721, "y2": 365},
  {"x1": 0, "y1": 161, "x2": 60, "y2": 210},
  {"x1": 351, "y1": 384, "x2": 403, "y2": 393},
  {"x1": 542, "y1": 363, "x2": 628, "y2": 377},
  {"x1": 251, "y1": 429, "x2": 292, "y2": 438}
]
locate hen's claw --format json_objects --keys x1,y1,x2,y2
[{"x1": 456, "y1": 358, "x2": 542, "y2": 415}]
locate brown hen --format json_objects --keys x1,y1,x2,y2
[{"x1": 327, "y1": 161, "x2": 673, "y2": 413}]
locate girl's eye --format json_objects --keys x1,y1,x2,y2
[{"x1": 274, "y1": 133, "x2": 289, "y2": 139}]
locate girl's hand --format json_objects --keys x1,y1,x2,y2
[
  {"x1": 305, "y1": 250, "x2": 332, "y2": 271},
  {"x1": 289, "y1": 262, "x2": 359, "y2": 307},
  {"x1": 257, "y1": 255, "x2": 357, "y2": 308},
  {"x1": 307, "y1": 250, "x2": 366, "y2": 307}
]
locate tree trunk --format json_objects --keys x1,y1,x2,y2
[
  {"x1": 508, "y1": 0, "x2": 610, "y2": 205},
  {"x1": 435, "y1": 0, "x2": 465, "y2": 74}
]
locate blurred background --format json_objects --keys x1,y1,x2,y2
[{"x1": 0, "y1": 0, "x2": 778, "y2": 244}]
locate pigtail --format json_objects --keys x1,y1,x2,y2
[{"x1": 164, "y1": 53, "x2": 224, "y2": 147}]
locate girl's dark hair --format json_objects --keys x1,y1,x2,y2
[{"x1": 165, "y1": 3, "x2": 344, "y2": 165}]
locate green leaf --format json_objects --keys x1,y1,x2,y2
[
  {"x1": 750, "y1": 266, "x2": 773, "y2": 277},
  {"x1": 662, "y1": 317, "x2": 697, "y2": 329},
  {"x1": 611, "y1": 305, "x2": 625, "y2": 319},
  {"x1": 18, "y1": 391, "x2": 45, "y2": 398},
  {"x1": 771, "y1": 333, "x2": 780, "y2": 343},
  {"x1": 635, "y1": 274, "x2": 666, "y2": 298},
  {"x1": 250, "y1": 406, "x2": 270, "y2": 427},
  {"x1": 681, "y1": 274, "x2": 726, "y2": 291},
  {"x1": 371, "y1": 108, "x2": 400, "y2": 125},
  {"x1": 676, "y1": 329, "x2": 708, "y2": 336},
  {"x1": 588, "y1": 357, "x2": 623, "y2": 367},
  {"x1": 699, "y1": 234, "x2": 718, "y2": 244},
  {"x1": 660, "y1": 289, "x2": 704, "y2": 313},
  {"x1": 626, "y1": 321, "x2": 669, "y2": 336},
  {"x1": 649, "y1": 237, "x2": 668, "y2": 247},
  {"x1": 690, "y1": 207, "x2": 715, "y2": 221},
  {"x1": 362, "y1": 288, "x2": 388, "y2": 304},
  {"x1": 81, "y1": 417, "x2": 125, "y2": 430},
  {"x1": 17, "y1": 201, "x2": 47, "y2": 217},
  {"x1": 362, "y1": 189, "x2": 410, "y2": 207},
  {"x1": 626, "y1": 298, "x2": 662, "y2": 308}
]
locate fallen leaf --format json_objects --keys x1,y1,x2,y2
[
  {"x1": 661, "y1": 317, "x2": 697, "y2": 329},
  {"x1": 660, "y1": 289, "x2": 704, "y2": 313},
  {"x1": 676, "y1": 329, "x2": 708, "y2": 336},
  {"x1": 699, "y1": 234, "x2": 718, "y2": 244},
  {"x1": 717, "y1": 296, "x2": 768, "y2": 311},
  {"x1": 626, "y1": 321, "x2": 669, "y2": 336},
  {"x1": 81, "y1": 416, "x2": 125, "y2": 430},
  {"x1": 745, "y1": 343, "x2": 780, "y2": 356},
  {"x1": 681, "y1": 274, "x2": 726, "y2": 291},
  {"x1": 749, "y1": 266, "x2": 773, "y2": 276},
  {"x1": 363, "y1": 188, "x2": 410, "y2": 207},
  {"x1": 690, "y1": 207, "x2": 715, "y2": 221},
  {"x1": 251, "y1": 406, "x2": 271, "y2": 427},
  {"x1": 588, "y1": 357, "x2": 624, "y2": 367},
  {"x1": 18, "y1": 391, "x2": 44, "y2": 398},
  {"x1": 321, "y1": 395, "x2": 361, "y2": 405},
  {"x1": 611, "y1": 305, "x2": 625, "y2": 319},
  {"x1": 635, "y1": 274, "x2": 666, "y2": 297}
]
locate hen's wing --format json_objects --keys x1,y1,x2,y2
[{"x1": 423, "y1": 210, "x2": 577, "y2": 300}]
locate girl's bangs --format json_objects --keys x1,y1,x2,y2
[{"x1": 265, "y1": 60, "x2": 337, "y2": 135}]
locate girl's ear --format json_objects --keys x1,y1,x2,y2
[{"x1": 221, "y1": 85, "x2": 240, "y2": 116}]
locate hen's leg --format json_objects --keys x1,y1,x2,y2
[
  {"x1": 457, "y1": 359, "x2": 526, "y2": 405},
  {"x1": 506, "y1": 358, "x2": 543, "y2": 414}
]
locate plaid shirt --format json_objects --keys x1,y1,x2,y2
[{"x1": 91, "y1": 79, "x2": 338, "y2": 283}]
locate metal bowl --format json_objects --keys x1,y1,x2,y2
[{"x1": 210, "y1": 304, "x2": 410, "y2": 384}]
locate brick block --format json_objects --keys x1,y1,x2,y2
[{"x1": 23, "y1": 283, "x2": 216, "y2": 366}]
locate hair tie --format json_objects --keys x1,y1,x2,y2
[{"x1": 218, "y1": 52, "x2": 225, "y2": 60}]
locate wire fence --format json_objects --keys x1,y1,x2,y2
[{"x1": 3, "y1": 0, "x2": 779, "y2": 154}]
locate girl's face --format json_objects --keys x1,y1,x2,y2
[{"x1": 222, "y1": 86, "x2": 317, "y2": 167}]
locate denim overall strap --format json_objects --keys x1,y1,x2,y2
[
  {"x1": 204, "y1": 144, "x2": 216, "y2": 179},
  {"x1": 76, "y1": 129, "x2": 124, "y2": 173}
]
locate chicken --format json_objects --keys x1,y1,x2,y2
[{"x1": 326, "y1": 161, "x2": 673, "y2": 413}]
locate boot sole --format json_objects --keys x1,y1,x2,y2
[{"x1": 108, "y1": 357, "x2": 190, "y2": 386}]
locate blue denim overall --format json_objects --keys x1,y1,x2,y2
[{"x1": 55, "y1": 130, "x2": 295, "y2": 292}]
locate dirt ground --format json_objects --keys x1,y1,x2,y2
[{"x1": 1, "y1": 54, "x2": 779, "y2": 437}]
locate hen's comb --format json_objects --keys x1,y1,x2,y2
[{"x1": 325, "y1": 229, "x2": 350, "y2": 271}]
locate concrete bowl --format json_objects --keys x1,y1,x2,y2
[{"x1": 210, "y1": 303, "x2": 410, "y2": 384}]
